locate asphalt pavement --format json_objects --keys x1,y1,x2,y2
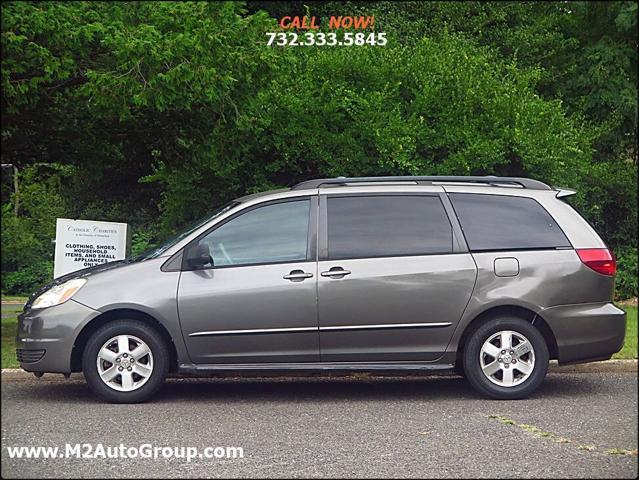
[{"x1": 1, "y1": 368, "x2": 637, "y2": 478}]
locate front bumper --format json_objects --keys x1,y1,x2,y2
[
  {"x1": 16, "y1": 299, "x2": 100, "y2": 373},
  {"x1": 543, "y1": 302, "x2": 626, "y2": 365}
]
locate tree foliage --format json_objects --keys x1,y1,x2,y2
[{"x1": 1, "y1": 1, "x2": 637, "y2": 297}]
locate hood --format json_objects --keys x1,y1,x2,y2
[{"x1": 24, "y1": 259, "x2": 135, "y2": 309}]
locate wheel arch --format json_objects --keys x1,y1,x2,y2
[
  {"x1": 455, "y1": 305, "x2": 558, "y2": 367},
  {"x1": 71, "y1": 308, "x2": 178, "y2": 373}
]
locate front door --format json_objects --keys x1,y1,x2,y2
[
  {"x1": 178, "y1": 197, "x2": 319, "y2": 364},
  {"x1": 317, "y1": 192, "x2": 476, "y2": 362}
]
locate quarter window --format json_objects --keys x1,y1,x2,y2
[
  {"x1": 195, "y1": 199, "x2": 311, "y2": 267},
  {"x1": 326, "y1": 195, "x2": 453, "y2": 259},
  {"x1": 449, "y1": 193, "x2": 571, "y2": 251}
]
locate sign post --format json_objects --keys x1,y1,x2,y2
[{"x1": 53, "y1": 219, "x2": 130, "y2": 278}]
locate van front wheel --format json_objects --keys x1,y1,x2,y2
[
  {"x1": 463, "y1": 317, "x2": 549, "y2": 400},
  {"x1": 82, "y1": 319, "x2": 169, "y2": 403}
]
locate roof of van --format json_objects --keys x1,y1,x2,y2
[
  {"x1": 292, "y1": 176, "x2": 552, "y2": 190},
  {"x1": 236, "y1": 188, "x2": 290, "y2": 202},
  {"x1": 235, "y1": 176, "x2": 556, "y2": 202}
]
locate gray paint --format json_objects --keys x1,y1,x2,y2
[
  {"x1": 16, "y1": 179, "x2": 625, "y2": 377},
  {"x1": 494, "y1": 257, "x2": 519, "y2": 277},
  {"x1": 317, "y1": 254, "x2": 476, "y2": 361},
  {"x1": 16, "y1": 299, "x2": 100, "y2": 372},
  {"x1": 542, "y1": 302, "x2": 626, "y2": 363},
  {"x1": 178, "y1": 262, "x2": 319, "y2": 363}
]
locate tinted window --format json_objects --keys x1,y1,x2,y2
[
  {"x1": 197, "y1": 199, "x2": 310, "y2": 267},
  {"x1": 327, "y1": 195, "x2": 453, "y2": 259},
  {"x1": 136, "y1": 202, "x2": 237, "y2": 260},
  {"x1": 450, "y1": 194, "x2": 571, "y2": 251}
]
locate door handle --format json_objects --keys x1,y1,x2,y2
[
  {"x1": 320, "y1": 267, "x2": 351, "y2": 278},
  {"x1": 283, "y1": 270, "x2": 314, "y2": 282}
]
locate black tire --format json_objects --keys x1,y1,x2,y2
[
  {"x1": 463, "y1": 316, "x2": 549, "y2": 400},
  {"x1": 82, "y1": 319, "x2": 169, "y2": 403}
]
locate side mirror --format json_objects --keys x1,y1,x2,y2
[{"x1": 185, "y1": 244, "x2": 213, "y2": 269}]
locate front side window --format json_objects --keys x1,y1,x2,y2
[
  {"x1": 134, "y1": 202, "x2": 238, "y2": 261},
  {"x1": 193, "y1": 199, "x2": 311, "y2": 267},
  {"x1": 326, "y1": 195, "x2": 453, "y2": 260},
  {"x1": 449, "y1": 193, "x2": 571, "y2": 251}
]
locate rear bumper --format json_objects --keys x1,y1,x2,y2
[
  {"x1": 15, "y1": 299, "x2": 99, "y2": 374},
  {"x1": 542, "y1": 302, "x2": 626, "y2": 365}
]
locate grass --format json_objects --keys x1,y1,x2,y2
[
  {"x1": 489, "y1": 414, "x2": 636, "y2": 455},
  {"x1": 613, "y1": 306, "x2": 637, "y2": 360},
  {"x1": 0, "y1": 301, "x2": 636, "y2": 369},
  {"x1": 1, "y1": 315, "x2": 18, "y2": 369},
  {"x1": 577, "y1": 445, "x2": 596, "y2": 451},
  {"x1": 1, "y1": 296, "x2": 28, "y2": 303},
  {"x1": 488, "y1": 415, "x2": 562, "y2": 441},
  {"x1": 605, "y1": 448, "x2": 638, "y2": 456}
]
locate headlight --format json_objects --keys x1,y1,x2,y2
[{"x1": 32, "y1": 278, "x2": 87, "y2": 309}]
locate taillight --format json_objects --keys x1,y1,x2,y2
[{"x1": 576, "y1": 248, "x2": 616, "y2": 276}]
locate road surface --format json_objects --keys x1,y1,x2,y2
[{"x1": 1, "y1": 369, "x2": 637, "y2": 478}]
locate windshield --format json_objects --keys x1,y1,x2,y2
[{"x1": 131, "y1": 202, "x2": 238, "y2": 261}]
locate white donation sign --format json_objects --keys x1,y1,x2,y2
[{"x1": 54, "y1": 219, "x2": 130, "y2": 278}]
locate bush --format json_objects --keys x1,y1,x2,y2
[
  {"x1": 1, "y1": 204, "x2": 42, "y2": 273},
  {"x1": 1, "y1": 261, "x2": 53, "y2": 296},
  {"x1": 130, "y1": 230, "x2": 157, "y2": 257},
  {"x1": 616, "y1": 246, "x2": 638, "y2": 300},
  {"x1": 1, "y1": 2, "x2": 636, "y2": 301}
]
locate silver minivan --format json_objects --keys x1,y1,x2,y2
[{"x1": 16, "y1": 176, "x2": 626, "y2": 402}]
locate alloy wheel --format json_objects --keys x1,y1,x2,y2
[
  {"x1": 479, "y1": 330, "x2": 535, "y2": 387},
  {"x1": 96, "y1": 335, "x2": 154, "y2": 392}
]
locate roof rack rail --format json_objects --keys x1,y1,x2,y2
[{"x1": 292, "y1": 176, "x2": 552, "y2": 191}]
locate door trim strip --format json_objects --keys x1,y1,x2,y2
[
  {"x1": 189, "y1": 327, "x2": 318, "y2": 337},
  {"x1": 189, "y1": 322, "x2": 452, "y2": 337},
  {"x1": 320, "y1": 322, "x2": 452, "y2": 332}
]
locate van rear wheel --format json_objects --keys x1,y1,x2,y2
[
  {"x1": 463, "y1": 316, "x2": 549, "y2": 399},
  {"x1": 82, "y1": 319, "x2": 169, "y2": 403}
]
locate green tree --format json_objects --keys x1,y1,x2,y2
[
  {"x1": 240, "y1": 34, "x2": 590, "y2": 184},
  {"x1": 1, "y1": 1, "x2": 636, "y2": 297}
]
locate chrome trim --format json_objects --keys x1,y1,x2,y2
[
  {"x1": 320, "y1": 322, "x2": 452, "y2": 331},
  {"x1": 321, "y1": 269, "x2": 351, "y2": 277},
  {"x1": 189, "y1": 327, "x2": 318, "y2": 337},
  {"x1": 283, "y1": 272, "x2": 314, "y2": 280},
  {"x1": 189, "y1": 322, "x2": 452, "y2": 337}
]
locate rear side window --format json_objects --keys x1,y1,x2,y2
[
  {"x1": 449, "y1": 193, "x2": 571, "y2": 251},
  {"x1": 326, "y1": 195, "x2": 453, "y2": 260}
]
